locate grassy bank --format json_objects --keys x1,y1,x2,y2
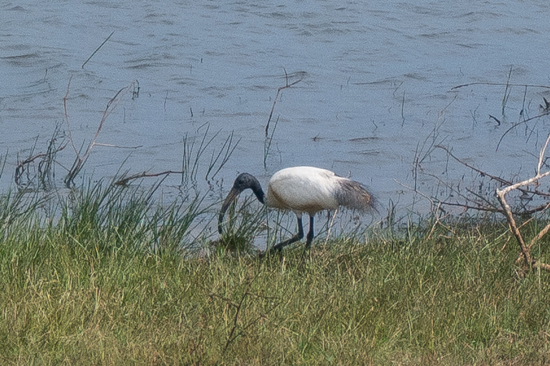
[{"x1": 0, "y1": 182, "x2": 549, "y2": 365}]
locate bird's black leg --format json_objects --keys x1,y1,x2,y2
[
  {"x1": 270, "y1": 216, "x2": 304, "y2": 252},
  {"x1": 305, "y1": 215, "x2": 315, "y2": 249}
]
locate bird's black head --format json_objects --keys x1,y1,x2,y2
[
  {"x1": 232, "y1": 173, "x2": 265, "y2": 203},
  {"x1": 218, "y1": 173, "x2": 265, "y2": 235}
]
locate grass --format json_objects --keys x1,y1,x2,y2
[{"x1": 0, "y1": 179, "x2": 549, "y2": 365}]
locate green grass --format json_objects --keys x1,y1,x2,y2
[{"x1": 0, "y1": 182, "x2": 550, "y2": 365}]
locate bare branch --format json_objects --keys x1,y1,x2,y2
[
  {"x1": 64, "y1": 80, "x2": 137, "y2": 187},
  {"x1": 496, "y1": 111, "x2": 550, "y2": 152},
  {"x1": 436, "y1": 145, "x2": 512, "y2": 186},
  {"x1": 496, "y1": 188, "x2": 531, "y2": 267},
  {"x1": 114, "y1": 170, "x2": 184, "y2": 186},
  {"x1": 436, "y1": 144, "x2": 550, "y2": 198},
  {"x1": 265, "y1": 70, "x2": 305, "y2": 138}
]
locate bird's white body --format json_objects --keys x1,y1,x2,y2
[{"x1": 265, "y1": 167, "x2": 341, "y2": 215}]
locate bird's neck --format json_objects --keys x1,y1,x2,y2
[{"x1": 251, "y1": 184, "x2": 265, "y2": 204}]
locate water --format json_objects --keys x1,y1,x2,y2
[{"x1": 2, "y1": 0, "x2": 550, "y2": 235}]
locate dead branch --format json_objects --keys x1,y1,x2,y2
[
  {"x1": 496, "y1": 111, "x2": 550, "y2": 152},
  {"x1": 436, "y1": 144, "x2": 550, "y2": 199},
  {"x1": 497, "y1": 170, "x2": 550, "y2": 197},
  {"x1": 63, "y1": 79, "x2": 137, "y2": 187},
  {"x1": 421, "y1": 169, "x2": 503, "y2": 213},
  {"x1": 436, "y1": 145, "x2": 512, "y2": 186},
  {"x1": 114, "y1": 170, "x2": 184, "y2": 186},
  {"x1": 265, "y1": 70, "x2": 305, "y2": 138},
  {"x1": 528, "y1": 218, "x2": 550, "y2": 251},
  {"x1": 496, "y1": 188, "x2": 532, "y2": 267}
]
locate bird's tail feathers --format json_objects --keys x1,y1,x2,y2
[{"x1": 336, "y1": 179, "x2": 375, "y2": 211}]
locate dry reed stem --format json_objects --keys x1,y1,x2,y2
[
  {"x1": 63, "y1": 78, "x2": 137, "y2": 187},
  {"x1": 82, "y1": 31, "x2": 114, "y2": 69},
  {"x1": 264, "y1": 70, "x2": 304, "y2": 138},
  {"x1": 63, "y1": 76, "x2": 77, "y2": 156},
  {"x1": 324, "y1": 208, "x2": 338, "y2": 246}
]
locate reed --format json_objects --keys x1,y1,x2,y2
[
  {"x1": 63, "y1": 78, "x2": 138, "y2": 187},
  {"x1": 263, "y1": 70, "x2": 304, "y2": 169},
  {"x1": 181, "y1": 126, "x2": 239, "y2": 187}
]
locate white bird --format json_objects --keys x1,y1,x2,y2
[{"x1": 218, "y1": 166, "x2": 375, "y2": 253}]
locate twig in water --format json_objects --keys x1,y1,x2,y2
[
  {"x1": 114, "y1": 170, "x2": 184, "y2": 186},
  {"x1": 401, "y1": 91, "x2": 405, "y2": 126},
  {"x1": 16, "y1": 146, "x2": 68, "y2": 188},
  {"x1": 489, "y1": 114, "x2": 501, "y2": 126},
  {"x1": 496, "y1": 111, "x2": 550, "y2": 151},
  {"x1": 501, "y1": 66, "x2": 513, "y2": 115},
  {"x1": 540, "y1": 97, "x2": 550, "y2": 113},
  {"x1": 451, "y1": 82, "x2": 550, "y2": 91},
  {"x1": 265, "y1": 69, "x2": 304, "y2": 138},
  {"x1": 64, "y1": 79, "x2": 137, "y2": 187},
  {"x1": 15, "y1": 126, "x2": 67, "y2": 189},
  {"x1": 82, "y1": 31, "x2": 114, "y2": 69},
  {"x1": 264, "y1": 116, "x2": 279, "y2": 170},
  {"x1": 131, "y1": 80, "x2": 140, "y2": 100}
]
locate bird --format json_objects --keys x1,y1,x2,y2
[{"x1": 218, "y1": 166, "x2": 375, "y2": 253}]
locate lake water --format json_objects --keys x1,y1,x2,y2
[{"x1": 2, "y1": 0, "x2": 550, "y2": 241}]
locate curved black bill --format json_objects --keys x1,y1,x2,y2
[{"x1": 217, "y1": 187, "x2": 241, "y2": 235}]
